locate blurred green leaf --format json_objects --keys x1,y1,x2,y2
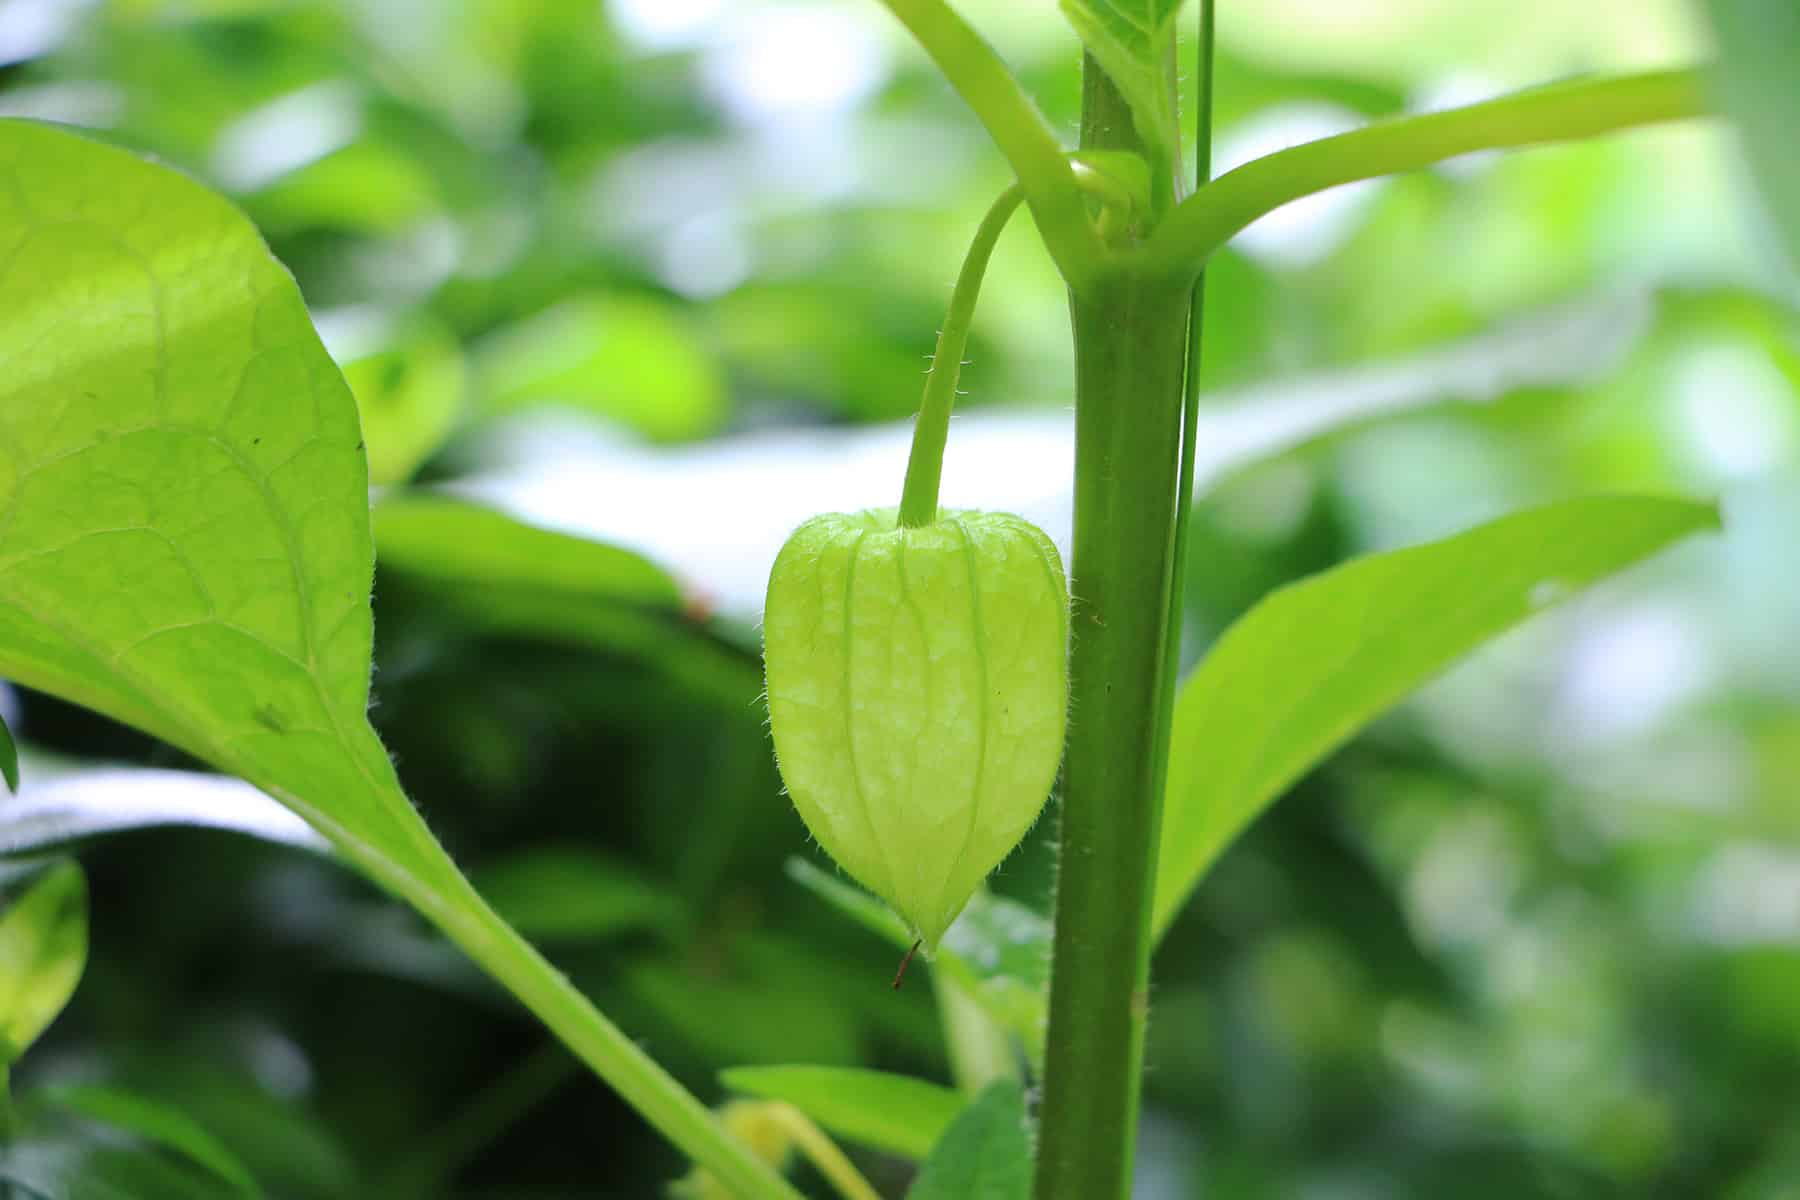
[
  {"x1": 0, "y1": 712, "x2": 15, "y2": 794},
  {"x1": 720, "y1": 1065, "x2": 962, "y2": 1160},
  {"x1": 374, "y1": 493, "x2": 682, "y2": 611},
  {"x1": 1153, "y1": 494, "x2": 1721, "y2": 938},
  {"x1": 0, "y1": 1134, "x2": 244, "y2": 1200},
  {"x1": 784, "y1": 857, "x2": 911, "y2": 947},
  {"x1": 472, "y1": 847, "x2": 685, "y2": 943},
  {"x1": 937, "y1": 892, "x2": 1051, "y2": 1065},
  {"x1": 613, "y1": 955, "x2": 862, "y2": 1068},
  {"x1": 712, "y1": 283, "x2": 930, "y2": 421},
  {"x1": 42, "y1": 1085, "x2": 262, "y2": 1196},
  {"x1": 905, "y1": 1078, "x2": 1030, "y2": 1200},
  {"x1": 98, "y1": 1060, "x2": 358, "y2": 1200},
  {"x1": 250, "y1": 142, "x2": 444, "y2": 236},
  {"x1": 340, "y1": 323, "x2": 465, "y2": 486},
  {"x1": 0, "y1": 861, "x2": 87, "y2": 1064},
  {"x1": 785, "y1": 859, "x2": 1050, "y2": 1062},
  {"x1": 474, "y1": 295, "x2": 726, "y2": 442},
  {"x1": 372, "y1": 495, "x2": 757, "y2": 705},
  {"x1": 1704, "y1": 0, "x2": 1800, "y2": 269},
  {"x1": 1060, "y1": 0, "x2": 1184, "y2": 153}
]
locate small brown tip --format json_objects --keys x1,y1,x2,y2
[{"x1": 891, "y1": 940, "x2": 922, "y2": 990}]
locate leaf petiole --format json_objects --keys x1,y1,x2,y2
[{"x1": 1140, "y1": 66, "x2": 1711, "y2": 283}]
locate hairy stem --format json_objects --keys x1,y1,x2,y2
[
  {"x1": 1034, "y1": 60, "x2": 1192, "y2": 1200},
  {"x1": 899, "y1": 185, "x2": 1024, "y2": 527},
  {"x1": 1143, "y1": 66, "x2": 1709, "y2": 282}
]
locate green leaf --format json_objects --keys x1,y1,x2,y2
[
  {"x1": 784, "y1": 857, "x2": 911, "y2": 948},
  {"x1": 473, "y1": 294, "x2": 727, "y2": 442},
  {"x1": 0, "y1": 861, "x2": 87, "y2": 1063},
  {"x1": 43, "y1": 1084, "x2": 262, "y2": 1196},
  {"x1": 0, "y1": 710, "x2": 16, "y2": 793},
  {"x1": 720, "y1": 1066, "x2": 963, "y2": 1160},
  {"x1": 937, "y1": 892, "x2": 1051, "y2": 1066},
  {"x1": 905, "y1": 1079, "x2": 1031, "y2": 1200},
  {"x1": 1059, "y1": 0, "x2": 1185, "y2": 154},
  {"x1": 473, "y1": 847, "x2": 686, "y2": 943},
  {"x1": 0, "y1": 1134, "x2": 244, "y2": 1200},
  {"x1": 0, "y1": 122, "x2": 793, "y2": 1198},
  {"x1": 339, "y1": 321, "x2": 465, "y2": 486},
  {"x1": 1704, "y1": 0, "x2": 1800, "y2": 268},
  {"x1": 0, "y1": 116, "x2": 477, "y2": 1004},
  {"x1": 1151, "y1": 495, "x2": 1719, "y2": 938},
  {"x1": 94, "y1": 1059, "x2": 357, "y2": 1200},
  {"x1": 613, "y1": 954, "x2": 862, "y2": 1069},
  {"x1": 374, "y1": 494, "x2": 682, "y2": 613},
  {"x1": 373, "y1": 495, "x2": 758, "y2": 706},
  {"x1": 0, "y1": 118, "x2": 418, "y2": 869},
  {"x1": 785, "y1": 859, "x2": 1051, "y2": 1066}
]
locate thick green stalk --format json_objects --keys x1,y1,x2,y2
[
  {"x1": 1143, "y1": 66, "x2": 1709, "y2": 282},
  {"x1": 899, "y1": 185, "x2": 1025, "y2": 527},
  {"x1": 1034, "y1": 62, "x2": 1191, "y2": 1200}
]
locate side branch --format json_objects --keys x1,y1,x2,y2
[
  {"x1": 1142, "y1": 67, "x2": 1711, "y2": 282},
  {"x1": 873, "y1": 0, "x2": 1102, "y2": 285}
]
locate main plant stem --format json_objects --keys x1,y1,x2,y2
[{"x1": 1034, "y1": 61, "x2": 1190, "y2": 1200}]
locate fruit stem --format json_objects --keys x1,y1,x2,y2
[
  {"x1": 891, "y1": 939, "x2": 922, "y2": 989},
  {"x1": 897, "y1": 183, "x2": 1025, "y2": 528},
  {"x1": 897, "y1": 161, "x2": 1148, "y2": 530}
]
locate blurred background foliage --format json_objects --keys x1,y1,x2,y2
[{"x1": 0, "y1": 0, "x2": 1797, "y2": 1196}]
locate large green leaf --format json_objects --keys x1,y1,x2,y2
[
  {"x1": 904, "y1": 1079, "x2": 1031, "y2": 1200},
  {"x1": 1704, "y1": 0, "x2": 1800, "y2": 269},
  {"x1": 0, "y1": 121, "x2": 788, "y2": 1195},
  {"x1": 1152, "y1": 495, "x2": 1719, "y2": 938},
  {"x1": 0, "y1": 118, "x2": 418, "y2": 874},
  {"x1": 0, "y1": 860, "x2": 87, "y2": 1063},
  {"x1": 720, "y1": 1066, "x2": 962, "y2": 1160},
  {"x1": 1060, "y1": 0, "x2": 1186, "y2": 154}
]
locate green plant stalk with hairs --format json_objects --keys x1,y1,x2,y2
[
  {"x1": 861, "y1": 2, "x2": 1714, "y2": 1196},
  {"x1": 0, "y1": 0, "x2": 1729, "y2": 1194}
]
